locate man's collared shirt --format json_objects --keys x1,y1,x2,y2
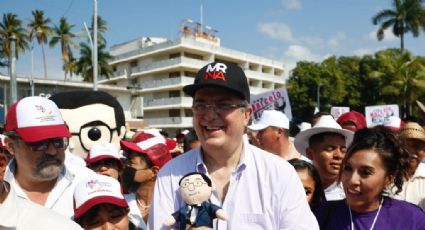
[
  {"x1": 390, "y1": 162, "x2": 425, "y2": 210},
  {"x1": 0, "y1": 186, "x2": 82, "y2": 230},
  {"x1": 4, "y1": 158, "x2": 93, "y2": 218},
  {"x1": 148, "y1": 138, "x2": 319, "y2": 229},
  {"x1": 324, "y1": 182, "x2": 345, "y2": 201}
]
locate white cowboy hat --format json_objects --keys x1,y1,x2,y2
[{"x1": 294, "y1": 115, "x2": 354, "y2": 155}]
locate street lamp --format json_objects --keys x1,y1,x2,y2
[
  {"x1": 317, "y1": 83, "x2": 323, "y2": 112},
  {"x1": 9, "y1": 35, "x2": 17, "y2": 105},
  {"x1": 93, "y1": 0, "x2": 98, "y2": 91}
]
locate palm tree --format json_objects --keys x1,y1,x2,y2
[
  {"x1": 372, "y1": 0, "x2": 425, "y2": 51},
  {"x1": 76, "y1": 42, "x2": 113, "y2": 82},
  {"x1": 0, "y1": 13, "x2": 29, "y2": 66},
  {"x1": 90, "y1": 16, "x2": 108, "y2": 44},
  {"x1": 370, "y1": 49, "x2": 425, "y2": 117},
  {"x1": 27, "y1": 10, "x2": 52, "y2": 79},
  {"x1": 63, "y1": 56, "x2": 78, "y2": 80},
  {"x1": 49, "y1": 17, "x2": 79, "y2": 80}
]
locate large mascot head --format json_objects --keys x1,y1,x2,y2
[{"x1": 50, "y1": 91, "x2": 126, "y2": 159}]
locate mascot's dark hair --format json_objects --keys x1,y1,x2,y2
[{"x1": 50, "y1": 90, "x2": 125, "y2": 135}]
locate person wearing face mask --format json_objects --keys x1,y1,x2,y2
[{"x1": 120, "y1": 130, "x2": 172, "y2": 229}]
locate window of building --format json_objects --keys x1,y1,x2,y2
[
  {"x1": 169, "y1": 109, "x2": 180, "y2": 117},
  {"x1": 169, "y1": 90, "x2": 180, "y2": 97},
  {"x1": 184, "y1": 71, "x2": 196, "y2": 77},
  {"x1": 214, "y1": 58, "x2": 238, "y2": 66},
  {"x1": 130, "y1": 61, "x2": 138, "y2": 67},
  {"x1": 184, "y1": 109, "x2": 193, "y2": 117},
  {"x1": 169, "y1": 72, "x2": 180, "y2": 78},
  {"x1": 183, "y1": 52, "x2": 203, "y2": 60},
  {"x1": 169, "y1": 53, "x2": 181, "y2": 59}
]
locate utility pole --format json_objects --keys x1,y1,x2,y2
[
  {"x1": 317, "y1": 83, "x2": 323, "y2": 112},
  {"x1": 30, "y1": 40, "x2": 35, "y2": 96},
  {"x1": 9, "y1": 35, "x2": 17, "y2": 105},
  {"x1": 93, "y1": 0, "x2": 98, "y2": 91}
]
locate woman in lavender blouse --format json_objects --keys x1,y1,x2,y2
[{"x1": 314, "y1": 126, "x2": 425, "y2": 230}]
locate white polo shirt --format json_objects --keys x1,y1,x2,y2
[
  {"x1": 0, "y1": 186, "x2": 82, "y2": 229},
  {"x1": 390, "y1": 163, "x2": 425, "y2": 210},
  {"x1": 4, "y1": 158, "x2": 94, "y2": 218}
]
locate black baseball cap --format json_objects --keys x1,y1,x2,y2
[{"x1": 183, "y1": 62, "x2": 250, "y2": 101}]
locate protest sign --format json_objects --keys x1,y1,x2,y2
[
  {"x1": 250, "y1": 89, "x2": 292, "y2": 122},
  {"x1": 331, "y1": 107, "x2": 350, "y2": 120},
  {"x1": 365, "y1": 104, "x2": 399, "y2": 127}
]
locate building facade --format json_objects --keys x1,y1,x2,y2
[{"x1": 103, "y1": 28, "x2": 286, "y2": 134}]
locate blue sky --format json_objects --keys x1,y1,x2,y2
[{"x1": 2, "y1": 0, "x2": 425, "y2": 80}]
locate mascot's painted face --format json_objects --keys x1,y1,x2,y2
[
  {"x1": 60, "y1": 104, "x2": 125, "y2": 159},
  {"x1": 179, "y1": 174, "x2": 212, "y2": 205}
]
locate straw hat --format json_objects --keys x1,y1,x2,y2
[
  {"x1": 294, "y1": 115, "x2": 354, "y2": 155},
  {"x1": 399, "y1": 122, "x2": 425, "y2": 141}
]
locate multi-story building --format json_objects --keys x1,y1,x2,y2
[{"x1": 102, "y1": 21, "x2": 286, "y2": 135}]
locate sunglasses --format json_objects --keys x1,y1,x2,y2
[
  {"x1": 26, "y1": 138, "x2": 69, "y2": 152},
  {"x1": 89, "y1": 159, "x2": 121, "y2": 170}
]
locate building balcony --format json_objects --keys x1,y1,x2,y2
[
  {"x1": 143, "y1": 96, "x2": 193, "y2": 109},
  {"x1": 111, "y1": 40, "x2": 176, "y2": 63},
  {"x1": 130, "y1": 56, "x2": 206, "y2": 76},
  {"x1": 142, "y1": 76, "x2": 194, "y2": 90},
  {"x1": 143, "y1": 117, "x2": 193, "y2": 128},
  {"x1": 244, "y1": 70, "x2": 285, "y2": 82}
]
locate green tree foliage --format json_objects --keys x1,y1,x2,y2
[
  {"x1": 0, "y1": 13, "x2": 29, "y2": 62},
  {"x1": 90, "y1": 16, "x2": 108, "y2": 45},
  {"x1": 372, "y1": 0, "x2": 425, "y2": 51},
  {"x1": 27, "y1": 9, "x2": 52, "y2": 79},
  {"x1": 370, "y1": 49, "x2": 425, "y2": 116},
  {"x1": 49, "y1": 17, "x2": 79, "y2": 80},
  {"x1": 287, "y1": 48, "x2": 425, "y2": 121},
  {"x1": 76, "y1": 42, "x2": 113, "y2": 82}
]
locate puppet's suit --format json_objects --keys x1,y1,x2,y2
[{"x1": 171, "y1": 201, "x2": 221, "y2": 230}]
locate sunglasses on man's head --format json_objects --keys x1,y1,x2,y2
[{"x1": 26, "y1": 138, "x2": 69, "y2": 152}]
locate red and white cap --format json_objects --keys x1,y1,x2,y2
[
  {"x1": 120, "y1": 129, "x2": 172, "y2": 168},
  {"x1": 86, "y1": 141, "x2": 122, "y2": 164},
  {"x1": 5, "y1": 96, "x2": 71, "y2": 142},
  {"x1": 73, "y1": 174, "x2": 128, "y2": 219}
]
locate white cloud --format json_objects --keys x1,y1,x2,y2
[
  {"x1": 281, "y1": 0, "x2": 301, "y2": 10},
  {"x1": 353, "y1": 46, "x2": 387, "y2": 57},
  {"x1": 257, "y1": 22, "x2": 295, "y2": 42},
  {"x1": 282, "y1": 45, "x2": 323, "y2": 77},
  {"x1": 368, "y1": 28, "x2": 398, "y2": 42},
  {"x1": 284, "y1": 45, "x2": 321, "y2": 61},
  {"x1": 353, "y1": 48, "x2": 374, "y2": 56},
  {"x1": 327, "y1": 32, "x2": 346, "y2": 50}
]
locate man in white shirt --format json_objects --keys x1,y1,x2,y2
[
  {"x1": 390, "y1": 122, "x2": 425, "y2": 209},
  {"x1": 249, "y1": 110, "x2": 309, "y2": 161},
  {"x1": 0, "y1": 159, "x2": 82, "y2": 229},
  {"x1": 294, "y1": 115, "x2": 354, "y2": 201},
  {"x1": 3, "y1": 96, "x2": 92, "y2": 218},
  {"x1": 149, "y1": 62, "x2": 318, "y2": 229}
]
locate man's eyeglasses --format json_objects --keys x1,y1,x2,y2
[
  {"x1": 192, "y1": 102, "x2": 246, "y2": 115},
  {"x1": 26, "y1": 138, "x2": 69, "y2": 152}
]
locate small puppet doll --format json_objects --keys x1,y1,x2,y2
[{"x1": 163, "y1": 172, "x2": 227, "y2": 230}]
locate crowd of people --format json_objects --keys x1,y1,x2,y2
[{"x1": 0, "y1": 61, "x2": 425, "y2": 229}]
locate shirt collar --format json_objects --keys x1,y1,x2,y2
[
  {"x1": 194, "y1": 135, "x2": 250, "y2": 174},
  {"x1": 412, "y1": 162, "x2": 425, "y2": 179}
]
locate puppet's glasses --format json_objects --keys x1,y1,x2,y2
[
  {"x1": 180, "y1": 179, "x2": 207, "y2": 188},
  {"x1": 70, "y1": 121, "x2": 118, "y2": 151}
]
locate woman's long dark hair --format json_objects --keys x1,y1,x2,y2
[
  {"x1": 338, "y1": 126, "x2": 410, "y2": 194},
  {"x1": 288, "y1": 158, "x2": 326, "y2": 208}
]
